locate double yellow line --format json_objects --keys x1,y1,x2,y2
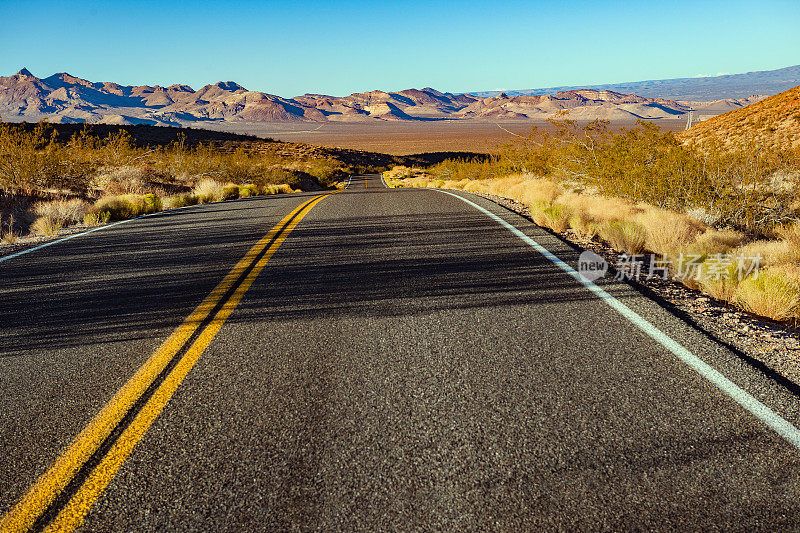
[{"x1": 1, "y1": 192, "x2": 333, "y2": 532}]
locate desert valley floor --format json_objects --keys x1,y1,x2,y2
[{"x1": 159, "y1": 119, "x2": 689, "y2": 155}]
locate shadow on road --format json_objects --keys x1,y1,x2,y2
[{"x1": 0, "y1": 198, "x2": 619, "y2": 356}]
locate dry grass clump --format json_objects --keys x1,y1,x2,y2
[
  {"x1": 635, "y1": 208, "x2": 706, "y2": 257},
  {"x1": 735, "y1": 239, "x2": 800, "y2": 268},
  {"x1": 462, "y1": 180, "x2": 490, "y2": 194},
  {"x1": 264, "y1": 184, "x2": 295, "y2": 194},
  {"x1": 35, "y1": 198, "x2": 91, "y2": 226},
  {"x1": 193, "y1": 179, "x2": 225, "y2": 204},
  {"x1": 487, "y1": 174, "x2": 528, "y2": 197},
  {"x1": 598, "y1": 220, "x2": 648, "y2": 254},
  {"x1": 695, "y1": 255, "x2": 744, "y2": 302},
  {"x1": 1, "y1": 215, "x2": 18, "y2": 243},
  {"x1": 31, "y1": 216, "x2": 63, "y2": 236},
  {"x1": 529, "y1": 201, "x2": 572, "y2": 233},
  {"x1": 687, "y1": 229, "x2": 747, "y2": 255},
  {"x1": 734, "y1": 267, "x2": 800, "y2": 323},
  {"x1": 383, "y1": 166, "x2": 426, "y2": 180},
  {"x1": 92, "y1": 166, "x2": 148, "y2": 195},
  {"x1": 568, "y1": 211, "x2": 599, "y2": 239},
  {"x1": 516, "y1": 178, "x2": 563, "y2": 206},
  {"x1": 557, "y1": 192, "x2": 643, "y2": 224}
]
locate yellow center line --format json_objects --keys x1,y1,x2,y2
[
  {"x1": 1, "y1": 192, "x2": 333, "y2": 533},
  {"x1": 364, "y1": 175, "x2": 367, "y2": 189}
]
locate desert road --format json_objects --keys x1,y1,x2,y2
[{"x1": 2, "y1": 174, "x2": 800, "y2": 531}]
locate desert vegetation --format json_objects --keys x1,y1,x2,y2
[
  {"x1": 0, "y1": 121, "x2": 348, "y2": 241},
  {"x1": 386, "y1": 118, "x2": 800, "y2": 326}
]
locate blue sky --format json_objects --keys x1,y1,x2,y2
[{"x1": 1, "y1": 0, "x2": 798, "y2": 96}]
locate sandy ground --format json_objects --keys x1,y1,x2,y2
[{"x1": 198, "y1": 119, "x2": 688, "y2": 155}]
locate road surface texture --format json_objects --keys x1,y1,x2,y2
[{"x1": 2, "y1": 174, "x2": 800, "y2": 531}]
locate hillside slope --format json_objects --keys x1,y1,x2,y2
[{"x1": 678, "y1": 85, "x2": 800, "y2": 149}]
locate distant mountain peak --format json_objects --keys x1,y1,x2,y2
[
  {"x1": 215, "y1": 81, "x2": 245, "y2": 91},
  {"x1": 16, "y1": 67, "x2": 34, "y2": 77}
]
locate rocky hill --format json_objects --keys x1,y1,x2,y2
[
  {"x1": 0, "y1": 68, "x2": 763, "y2": 127},
  {"x1": 678, "y1": 85, "x2": 800, "y2": 150}
]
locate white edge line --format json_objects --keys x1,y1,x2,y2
[
  {"x1": 380, "y1": 173, "x2": 388, "y2": 188},
  {"x1": 1, "y1": 197, "x2": 233, "y2": 266},
  {"x1": 0, "y1": 215, "x2": 147, "y2": 265},
  {"x1": 436, "y1": 188, "x2": 800, "y2": 450}
]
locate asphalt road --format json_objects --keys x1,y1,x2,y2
[{"x1": 3, "y1": 174, "x2": 800, "y2": 531}]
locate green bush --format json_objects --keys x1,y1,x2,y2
[
  {"x1": 222, "y1": 184, "x2": 240, "y2": 200},
  {"x1": 142, "y1": 193, "x2": 162, "y2": 213},
  {"x1": 238, "y1": 184, "x2": 257, "y2": 198},
  {"x1": 92, "y1": 193, "x2": 162, "y2": 220}
]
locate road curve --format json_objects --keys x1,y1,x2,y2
[{"x1": 2, "y1": 174, "x2": 800, "y2": 530}]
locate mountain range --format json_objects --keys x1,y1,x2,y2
[
  {"x1": 470, "y1": 64, "x2": 800, "y2": 101},
  {"x1": 0, "y1": 68, "x2": 769, "y2": 127}
]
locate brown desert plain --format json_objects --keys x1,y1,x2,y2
[{"x1": 197, "y1": 118, "x2": 688, "y2": 155}]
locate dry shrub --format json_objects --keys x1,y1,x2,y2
[
  {"x1": 92, "y1": 196, "x2": 135, "y2": 220},
  {"x1": 32, "y1": 216, "x2": 63, "y2": 236},
  {"x1": 776, "y1": 221, "x2": 800, "y2": 245},
  {"x1": 672, "y1": 254, "x2": 702, "y2": 290},
  {"x1": 92, "y1": 166, "x2": 147, "y2": 194},
  {"x1": 734, "y1": 267, "x2": 800, "y2": 322},
  {"x1": 162, "y1": 196, "x2": 186, "y2": 210},
  {"x1": 685, "y1": 206, "x2": 722, "y2": 227},
  {"x1": 598, "y1": 220, "x2": 647, "y2": 254},
  {"x1": 1, "y1": 215, "x2": 18, "y2": 243},
  {"x1": 193, "y1": 179, "x2": 225, "y2": 203},
  {"x1": 636, "y1": 208, "x2": 706, "y2": 257},
  {"x1": 35, "y1": 198, "x2": 90, "y2": 225}
]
